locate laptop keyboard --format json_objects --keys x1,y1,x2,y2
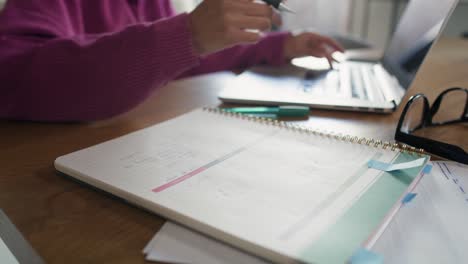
[
  {"x1": 349, "y1": 64, "x2": 370, "y2": 100},
  {"x1": 301, "y1": 63, "x2": 378, "y2": 101}
]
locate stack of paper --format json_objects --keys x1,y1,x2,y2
[
  {"x1": 143, "y1": 161, "x2": 468, "y2": 264},
  {"x1": 143, "y1": 222, "x2": 269, "y2": 264},
  {"x1": 372, "y1": 161, "x2": 468, "y2": 263},
  {"x1": 0, "y1": 237, "x2": 19, "y2": 264},
  {"x1": 0, "y1": 209, "x2": 44, "y2": 264}
]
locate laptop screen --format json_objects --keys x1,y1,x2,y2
[{"x1": 381, "y1": 0, "x2": 459, "y2": 89}]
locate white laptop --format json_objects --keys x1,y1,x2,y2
[{"x1": 219, "y1": 0, "x2": 459, "y2": 113}]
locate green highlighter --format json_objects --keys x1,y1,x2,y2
[{"x1": 223, "y1": 106, "x2": 309, "y2": 118}]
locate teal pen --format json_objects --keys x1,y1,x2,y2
[
  {"x1": 244, "y1": 113, "x2": 278, "y2": 119},
  {"x1": 223, "y1": 106, "x2": 309, "y2": 117}
]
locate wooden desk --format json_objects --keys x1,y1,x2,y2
[{"x1": 1, "y1": 38, "x2": 467, "y2": 264}]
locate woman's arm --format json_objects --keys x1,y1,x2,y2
[
  {"x1": 178, "y1": 31, "x2": 289, "y2": 78},
  {"x1": 0, "y1": 10, "x2": 200, "y2": 121},
  {"x1": 0, "y1": 0, "x2": 341, "y2": 122}
]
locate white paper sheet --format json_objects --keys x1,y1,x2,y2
[
  {"x1": 0, "y1": 237, "x2": 19, "y2": 264},
  {"x1": 143, "y1": 161, "x2": 468, "y2": 264},
  {"x1": 143, "y1": 222, "x2": 270, "y2": 264},
  {"x1": 372, "y1": 161, "x2": 468, "y2": 264}
]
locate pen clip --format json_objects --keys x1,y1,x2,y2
[
  {"x1": 262, "y1": 0, "x2": 296, "y2": 14},
  {"x1": 278, "y1": 3, "x2": 296, "y2": 14}
]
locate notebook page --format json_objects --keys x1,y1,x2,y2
[{"x1": 56, "y1": 109, "x2": 401, "y2": 263}]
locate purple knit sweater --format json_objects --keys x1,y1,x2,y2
[{"x1": 0, "y1": 0, "x2": 288, "y2": 121}]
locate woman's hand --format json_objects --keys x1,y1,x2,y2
[
  {"x1": 189, "y1": 0, "x2": 276, "y2": 55},
  {"x1": 283, "y1": 32, "x2": 345, "y2": 68}
]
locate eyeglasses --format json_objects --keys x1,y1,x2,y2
[{"x1": 395, "y1": 87, "x2": 468, "y2": 164}]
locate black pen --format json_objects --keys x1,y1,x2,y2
[{"x1": 261, "y1": 0, "x2": 296, "y2": 13}]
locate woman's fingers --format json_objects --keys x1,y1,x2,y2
[
  {"x1": 230, "y1": 15, "x2": 272, "y2": 31},
  {"x1": 307, "y1": 44, "x2": 336, "y2": 69},
  {"x1": 241, "y1": 1, "x2": 274, "y2": 18},
  {"x1": 189, "y1": 0, "x2": 274, "y2": 55},
  {"x1": 271, "y1": 10, "x2": 282, "y2": 27},
  {"x1": 228, "y1": 28, "x2": 262, "y2": 43},
  {"x1": 318, "y1": 35, "x2": 345, "y2": 53}
]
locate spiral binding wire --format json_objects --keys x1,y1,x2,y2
[{"x1": 204, "y1": 107, "x2": 425, "y2": 156}]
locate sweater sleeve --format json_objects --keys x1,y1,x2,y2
[
  {"x1": 178, "y1": 31, "x2": 290, "y2": 78},
  {"x1": 0, "y1": 11, "x2": 200, "y2": 121}
]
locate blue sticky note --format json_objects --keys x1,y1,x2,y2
[
  {"x1": 423, "y1": 164, "x2": 433, "y2": 174},
  {"x1": 368, "y1": 158, "x2": 425, "y2": 172},
  {"x1": 402, "y1": 193, "x2": 417, "y2": 204},
  {"x1": 349, "y1": 248, "x2": 383, "y2": 264}
]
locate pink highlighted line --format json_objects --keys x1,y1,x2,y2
[
  {"x1": 152, "y1": 167, "x2": 207, "y2": 193},
  {"x1": 152, "y1": 147, "x2": 246, "y2": 193}
]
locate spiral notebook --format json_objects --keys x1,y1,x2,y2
[{"x1": 55, "y1": 108, "x2": 428, "y2": 264}]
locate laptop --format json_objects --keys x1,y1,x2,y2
[{"x1": 219, "y1": 0, "x2": 459, "y2": 113}]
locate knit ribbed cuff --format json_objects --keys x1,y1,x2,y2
[
  {"x1": 256, "y1": 31, "x2": 291, "y2": 66},
  {"x1": 148, "y1": 13, "x2": 200, "y2": 78}
]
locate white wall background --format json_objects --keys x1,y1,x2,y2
[
  {"x1": 349, "y1": 0, "x2": 468, "y2": 48},
  {"x1": 172, "y1": 0, "x2": 200, "y2": 13},
  {"x1": 171, "y1": 0, "x2": 468, "y2": 49},
  {"x1": 280, "y1": 0, "x2": 352, "y2": 35}
]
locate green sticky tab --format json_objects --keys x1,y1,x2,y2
[{"x1": 299, "y1": 153, "x2": 428, "y2": 264}]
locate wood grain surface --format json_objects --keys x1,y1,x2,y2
[{"x1": 0, "y1": 38, "x2": 467, "y2": 264}]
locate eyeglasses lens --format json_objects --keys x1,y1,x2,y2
[
  {"x1": 401, "y1": 96, "x2": 425, "y2": 133},
  {"x1": 432, "y1": 89, "x2": 467, "y2": 123}
]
